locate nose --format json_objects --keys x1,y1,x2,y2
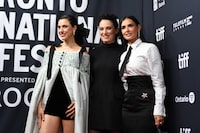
[
  {"x1": 59, "y1": 28, "x2": 65, "y2": 34},
  {"x1": 59, "y1": 27, "x2": 64, "y2": 32},
  {"x1": 124, "y1": 26, "x2": 129, "y2": 32},
  {"x1": 102, "y1": 29, "x2": 107, "y2": 34}
]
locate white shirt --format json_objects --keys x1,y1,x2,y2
[{"x1": 119, "y1": 38, "x2": 166, "y2": 116}]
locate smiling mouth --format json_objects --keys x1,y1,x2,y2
[
  {"x1": 103, "y1": 36, "x2": 109, "y2": 39},
  {"x1": 59, "y1": 34, "x2": 66, "y2": 37}
]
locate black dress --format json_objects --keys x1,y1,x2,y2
[{"x1": 89, "y1": 43, "x2": 125, "y2": 131}]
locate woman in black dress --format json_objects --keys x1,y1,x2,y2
[{"x1": 89, "y1": 13, "x2": 125, "y2": 133}]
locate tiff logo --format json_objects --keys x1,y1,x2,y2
[
  {"x1": 153, "y1": 0, "x2": 166, "y2": 11},
  {"x1": 156, "y1": 26, "x2": 165, "y2": 42},
  {"x1": 173, "y1": 15, "x2": 193, "y2": 32},
  {"x1": 180, "y1": 128, "x2": 191, "y2": 133},
  {"x1": 178, "y1": 52, "x2": 189, "y2": 69}
]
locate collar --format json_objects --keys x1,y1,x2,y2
[{"x1": 127, "y1": 38, "x2": 142, "y2": 50}]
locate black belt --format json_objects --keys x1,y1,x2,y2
[
  {"x1": 123, "y1": 76, "x2": 155, "y2": 111},
  {"x1": 126, "y1": 75, "x2": 153, "y2": 90}
]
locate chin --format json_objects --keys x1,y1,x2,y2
[{"x1": 102, "y1": 39, "x2": 112, "y2": 43}]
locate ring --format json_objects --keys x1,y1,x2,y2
[{"x1": 159, "y1": 122, "x2": 162, "y2": 124}]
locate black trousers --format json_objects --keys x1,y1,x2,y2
[{"x1": 122, "y1": 76, "x2": 157, "y2": 133}]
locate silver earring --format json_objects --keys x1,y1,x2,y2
[{"x1": 138, "y1": 31, "x2": 140, "y2": 38}]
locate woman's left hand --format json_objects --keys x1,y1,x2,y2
[
  {"x1": 65, "y1": 101, "x2": 75, "y2": 119},
  {"x1": 154, "y1": 115, "x2": 165, "y2": 128}
]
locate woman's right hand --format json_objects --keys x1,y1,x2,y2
[
  {"x1": 65, "y1": 101, "x2": 75, "y2": 119},
  {"x1": 37, "y1": 101, "x2": 44, "y2": 129}
]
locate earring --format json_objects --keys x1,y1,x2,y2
[
  {"x1": 73, "y1": 31, "x2": 75, "y2": 36},
  {"x1": 138, "y1": 31, "x2": 140, "y2": 38}
]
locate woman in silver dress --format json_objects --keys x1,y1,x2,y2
[{"x1": 25, "y1": 15, "x2": 90, "y2": 133}]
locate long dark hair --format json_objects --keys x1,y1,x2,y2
[{"x1": 57, "y1": 14, "x2": 89, "y2": 46}]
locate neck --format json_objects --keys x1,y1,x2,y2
[
  {"x1": 62, "y1": 37, "x2": 78, "y2": 47},
  {"x1": 102, "y1": 40, "x2": 115, "y2": 44},
  {"x1": 128, "y1": 38, "x2": 139, "y2": 45}
]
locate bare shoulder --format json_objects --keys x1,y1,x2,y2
[
  {"x1": 83, "y1": 50, "x2": 89, "y2": 55},
  {"x1": 46, "y1": 45, "x2": 51, "y2": 51},
  {"x1": 82, "y1": 47, "x2": 89, "y2": 55},
  {"x1": 45, "y1": 45, "x2": 56, "y2": 51}
]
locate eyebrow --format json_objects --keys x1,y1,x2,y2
[{"x1": 121, "y1": 23, "x2": 135, "y2": 28}]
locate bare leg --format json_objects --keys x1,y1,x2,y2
[
  {"x1": 62, "y1": 120, "x2": 74, "y2": 133},
  {"x1": 39, "y1": 114, "x2": 60, "y2": 133}
]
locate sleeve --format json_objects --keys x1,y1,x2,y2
[
  {"x1": 147, "y1": 44, "x2": 166, "y2": 116},
  {"x1": 24, "y1": 52, "x2": 49, "y2": 133},
  {"x1": 74, "y1": 55, "x2": 90, "y2": 133}
]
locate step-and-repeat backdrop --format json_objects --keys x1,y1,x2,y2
[
  {"x1": 154, "y1": 0, "x2": 200, "y2": 133},
  {"x1": 0, "y1": 0, "x2": 199, "y2": 132}
]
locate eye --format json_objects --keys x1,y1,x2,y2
[
  {"x1": 99, "y1": 27, "x2": 104, "y2": 31},
  {"x1": 128, "y1": 24, "x2": 134, "y2": 28},
  {"x1": 106, "y1": 26, "x2": 112, "y2": 30},
  {"x1": 63, "y1": 25, "x2": 67, "y2": 28},
  {"x1": 121, "y1": 26, "x2": 126, "y2": 29}
]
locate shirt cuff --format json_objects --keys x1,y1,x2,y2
[{"x1": 153, "y1": 104, "x2": 166, "y2": 117}]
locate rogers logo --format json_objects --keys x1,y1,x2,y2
[{"x1": 175, "y1": 92, "x2": 195, "y2": 104}]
